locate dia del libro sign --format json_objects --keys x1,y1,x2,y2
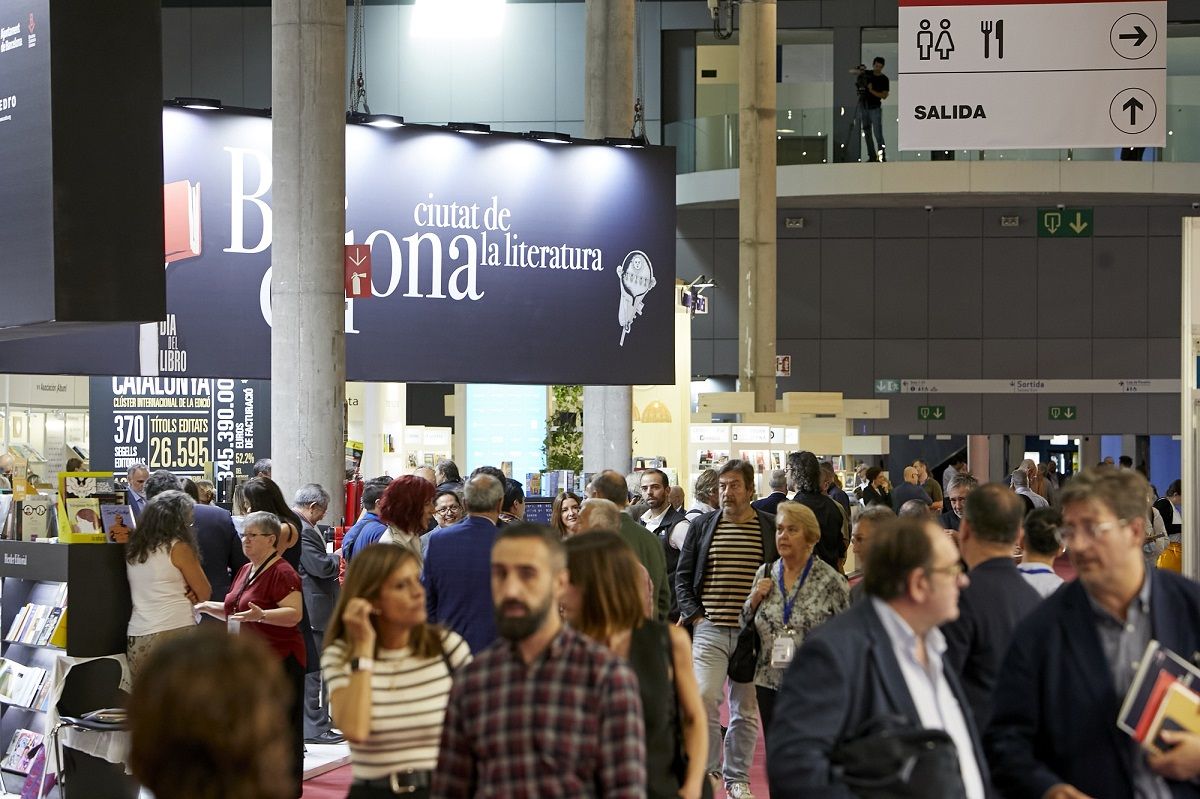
[{"x1": 898, "y1": 0, "x2": 1166, "y2": 150}]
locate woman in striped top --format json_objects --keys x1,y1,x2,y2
[{"x1": 322, "y1": 545, "x2": 470, "y2": 799}]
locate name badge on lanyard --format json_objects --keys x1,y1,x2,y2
[{"x1": 771, "y1": 555, "x2": 814, "y2": 669}]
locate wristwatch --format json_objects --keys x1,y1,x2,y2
[{"x1": 350, "y1": 656, "x2": 374, "y2": 673}]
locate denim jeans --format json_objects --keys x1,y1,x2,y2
[
  {"x1": 691, "y1": 619, "x2": 760, "y2": 783},
  {"x1": 864, "y1": 106, "x2": 884, "y2": 161}
]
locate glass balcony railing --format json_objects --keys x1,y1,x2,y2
[{"x1": 664, "y1": 104, "x2": 1200, "y2": 175}]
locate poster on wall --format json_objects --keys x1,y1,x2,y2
[
  {"x1": 87, "y1": 377, "x2": 270, "y2": 488},
  {"x1": 0, "y1": 108, "x2": 677, "y2": 385}
]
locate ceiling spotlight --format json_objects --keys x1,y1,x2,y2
[
  {"x1": 364, "y1": 114, "x2": 404, "y2": 128},
  {"x1": 168, "y1": 97, "x2": 222, "y2": 111},
  {"x1": 527, "y1": 130, "x2": 571, "y2": 144},
  {"x1": 448, "y1": 122, "x2": 491, "y2": 135}
]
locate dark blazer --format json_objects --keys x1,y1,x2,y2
[
  {"x1": 940, "y1": 557, "x2": 1041, "y2": 731},
  {"x1": 939, "y1": 509, "x2": 962, "y2": 531},
  {"x1": 751, "y1": 491, "x2": 788, "y2": 516},
  {"x1": 986, "y1": 570, "x2": 1200, "y2": 799},
  {"x1": 297, "y1": 519, "x2": 340, "y2": 632},
  {"x1": 861, "y1": 484, "x2": 891, "y2": 508},
  {"x1": 642, "y1": 505, "x2": 689, "y2": 620},
  {"x1": 767, "y1": 599, "x2": 990, "y2": 797},
  {"x1": 792, "y1": 490, "x2": 848, "y2": 571},
  {"x1": 618, "y1": 514, "x2": 670, "y2": 621},
  {"x1": 192, "y1": 504, "x2": 248, "y2": 603},
  {"x1": 126, "y1": 490, "x2": 147, "y2": 521},
  {"x1": 423, "y1": 515, "x2": 500, "y2": 655},
  {"x1": 891, "y1": 482, "x2": 933, "y2": 512},
  {"x1": 675, "y1": 508, "x2": 777, "y2": 623}
]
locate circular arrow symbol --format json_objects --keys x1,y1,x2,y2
[
  {"x1": 1110, "y1": 13, "x2": 1157, "y2": 60},
  {"x1": 1110, "y1": 88, "x2": 1156, "y2": 135}
]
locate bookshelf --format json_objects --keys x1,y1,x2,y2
[{"x1": 0, "y1": 541, "x2": 131, "y2": 795}]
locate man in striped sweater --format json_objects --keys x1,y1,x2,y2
[{"x1": 675, "y1": 459, "x2": 777, "y2": 799}]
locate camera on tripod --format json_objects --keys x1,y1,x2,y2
[{"x1": 852, "y1": 64, "x2": 870, "y2": 97}]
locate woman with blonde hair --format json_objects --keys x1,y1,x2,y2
[
  {"x1": 322, "y1": 544, "x2": 469, "y2": 798},
  {"x1": 563, "y1": 531, "x2": 708, "y2": 799},
  {"x1": 743, "y1": 501, "x2": 849, "y2": 740}
]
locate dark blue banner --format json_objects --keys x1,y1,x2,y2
[{"x1": 0, "y1": 108, "x2": 677, "y2": 385}]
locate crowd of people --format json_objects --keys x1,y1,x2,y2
[{"x1": 113, "y1": 452, "x2": 1200, "y2": 799}]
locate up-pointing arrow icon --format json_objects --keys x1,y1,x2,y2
[
  {"x1": 1122, "y1": 96, "x2": 1144, "y2": 126},
  {"x1": 1118, "y1": 25, "x2": 1148, "y2": 47}
]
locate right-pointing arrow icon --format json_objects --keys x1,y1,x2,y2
[
  {"x1": 1118, "y1": 25, "x2": 1148, "y2": 47},
  {"x1": 1123, "y1": 96, "x2": 1144, "y2": 126}
]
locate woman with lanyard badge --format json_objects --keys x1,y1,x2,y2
[
  {"x1": 741, "y1": 502, "x2": 849, "y2": 740},
  {"x1": 197, "y1": 510, "x2": 307, "y2": 798}
]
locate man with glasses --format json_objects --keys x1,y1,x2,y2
[
  {"x1": 293, "y1": 483, "x2": 344, "y2": 745},
  {"x1": 125, "y1": 462, "x2": 150, "y2": 520},
  {"x1": 987, "y1": 468, "x2": 1200, "y2": 798},
  {"x1": 768, "y1": 516, "x2": 989, "y2": 797},
  {"x1": 940, "y1": 484, "x2": 1040, "y2": 731}
]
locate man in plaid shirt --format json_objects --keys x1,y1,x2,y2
[{"x1": 432, "y1": 523, "x2": 646, "y2": 798}]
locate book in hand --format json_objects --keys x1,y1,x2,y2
[
  {"x1": 100, "y1": 504, "x2": 135, "y2": 544},
  {"x1": 0, "y1": 730, "x2": 43, "y2": 775},
  {"x1": 1119, "y1": 640, "x2": 1200, "y2": 743},
  {"x1": 1145, "y1": 682, "x2": 1200, "y2": 754}
]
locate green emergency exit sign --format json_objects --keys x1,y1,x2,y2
[
  {"x1": 1038, "y1": 208, "x2": 1092, "y2": 237},
  {"x1": 1048, "y1": 405, "x2": 1077, "y2": 420},
  {"x1": 918, "y1": 405, "x2": 945, "y2": 421}
]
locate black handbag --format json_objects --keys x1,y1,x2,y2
[
  {"x1": 727, "y1": 616, "x2": 760, "y2": 683},
  {"x1": 830, "y1": 715, "x2": 967, "y2": 799}
]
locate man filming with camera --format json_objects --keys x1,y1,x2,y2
[{"x1": 851, "y1": 57, "x2": 890, "y2": 163}]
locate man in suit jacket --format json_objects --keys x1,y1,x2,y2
[
  {"x1": 751, "y1": 469, "x2": 789, "y2": 516},
  {"x1": 675, "y1": 460, "x2": 777, "y2": 798},
  {"x1": 143, "y1": 470, "x2": 246, "y2": 604},
  {"x1": 125, "y1": 463, "x2": 150, "y2": 521},
  {"x1": 423, "y1": 474, "x2": 503, "y2": 654},
  {"x1": 591, "y1": 470, "x2": 670, "y2": 620},
  {"x1": 293, "y1": 483, "x2": 342, "y2": 744},
  {"x1": 940, "y1": 473, "x2": 978, "y2": 532},
  {"x1": 941, "y1": 483, "x2": 1040, "y2": 731},
  {"x1": 987, "y1": 468, "x2": 1200, "y2": 799},
  {"x1": 768, "y1": 516, "x2": 989, "y2": 798}
]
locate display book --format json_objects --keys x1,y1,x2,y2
[
  {"x1": 55, "y1": 472, "x2": 125, "y2": 544},
  {"x1": 1118, "y1": 640, "x2": 1200, "y2": 753}
]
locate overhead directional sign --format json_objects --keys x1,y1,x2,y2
[
  {"x1": 1038, "y1": 207, "x2": 1093, "y2": 237},
  {"x1": 918, "y1": 405, "x2": 947, "y2": 421},
  {"x1": 900, "y1": 378, "x2": 1177, "y2": 393},
  {"x1": 875, "y1": 378, "x2": 901, "y2": 394},
  {"x1": 898, "y1": 0, "x2": 1167, "y2": 150}
]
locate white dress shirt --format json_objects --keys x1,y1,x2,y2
[
  {"x1": 641, "y1": 507, "x2": 690, "y2": 550},
  {"x1": 872, "y1": 598, "x2": 987, "y2": 799}
]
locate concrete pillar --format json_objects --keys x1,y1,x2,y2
[
  {"x1": 738, "y1": 0, "x2": 777, "y2": 412},
  {"x1": 1180, "y1": 218, "x2": 1200, "y2": 579},
  {"x1": 1006, "y1": 434, "x2": 1026, "y2": 477},
  {"x1": 966, "y1": 434, "x2": 989, "y2": 483},
  {"x1": 988, "y1": 434, "x2": 1006, "y2": 484},
  {"x1": 582, "y1": 0, "x2": 634, "y2": 473},
  {"x1": 270, "y1": 0, "x2": 346, "y2": 511},
  {"x1": 1079, "y1": 435, "x2": 1101, "y2": 471}
]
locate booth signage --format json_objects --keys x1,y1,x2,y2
[
  {"x1": 898, "y1": 0, "x2": 1167, "y2": 149},
  {"x1": 0, "y1": 108, "x2": 677, "y2": 386},
  {"x1": 87, "y1": 377, "x2": 271, "y2": 486}
]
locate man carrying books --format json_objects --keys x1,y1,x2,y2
[{"x1": 986, "y1": 468, "x2": 1200, "y2": 799}]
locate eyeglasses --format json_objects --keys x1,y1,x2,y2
[
  {"x1": 1059, "y1": 519, "x2": 1124, "y2": 545},
  {"x1": 434, "y1": 506, "x2": 461, "y2": 516},
  {"x1": 22, "y1": 505, "x2": 47, "y2": 517},
  {"x1": 243, "y1": 532, "x2": 275, "y2": 541},
  {"x1": 926, "y1": 561, "x2": 965, "y2": 578}
]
